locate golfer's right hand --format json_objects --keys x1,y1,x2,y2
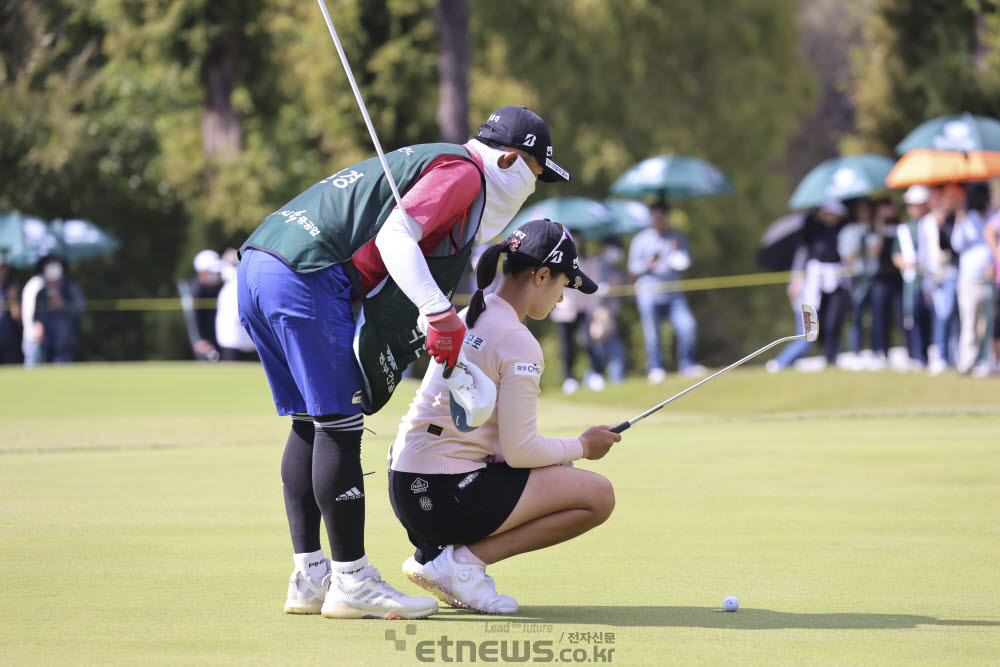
[
  {"x1": 425, "y1": 307, "x2": 466, "y2": 368},
  {"x1": 579, "y1": 426, "x2": 621, "y2": 460}
]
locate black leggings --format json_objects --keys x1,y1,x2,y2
[{"x1": 280, "y1": 415, "x2": 365, "y2": 562}]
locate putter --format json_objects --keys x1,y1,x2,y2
[
  {"x1": 610, "y1": 303, "x2": 819, "y2": 434},
  {"x1": 316, "y1": 0, "x2": 457, "y2": 378}
]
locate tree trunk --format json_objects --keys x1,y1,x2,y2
[
  {"x1": 202, "y1": 28, "x2": 243, "y2": 158},
  {"x1": 434, "y1": 0, "x2": 469, "y2": 143}
]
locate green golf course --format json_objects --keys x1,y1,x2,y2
[{"x1": 2, "y1": 363, "x2": 998, "y2": 665}]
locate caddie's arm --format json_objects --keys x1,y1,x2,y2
[{"x1": 373, "y1": 159, "x2": 482, "y2": 367}]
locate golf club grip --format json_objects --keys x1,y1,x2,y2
[
  {"x1": 611, "y1": 421, "x2": 631, "y2": 434},
  {"x1": 442, "y1": 365, "x2": 454, "y2": 379}
]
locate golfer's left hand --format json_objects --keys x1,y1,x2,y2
[{"x1": 426, "y1": 307, "x2": 466, "y2": 368}]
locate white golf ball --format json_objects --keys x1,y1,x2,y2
[{"x1": 723, "y1": 596, "x2": 739, "y2": 612}]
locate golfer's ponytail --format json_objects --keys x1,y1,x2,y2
[{"x1": 466, "y1": 240, "x2": 509, "y2": 328}]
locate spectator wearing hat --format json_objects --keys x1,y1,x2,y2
[
  {"x1": 627, "y1": 199, "x2": 707, "y2": 383},
  {"x1": 893, "y1": 185, "x2": 933, "y2": 367},
  {"x1": 190, "y1": 249, "x2": 222, "y2": 361},
  {"x1": 950, "y1": 183, "x2": 995, "y2": 375},
  {"x1": 215, "y1": 248, "x2": 258, "y2": 362}
]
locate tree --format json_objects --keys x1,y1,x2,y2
[{"x1": 849, "y1": 0, "x2": 1000, "y2": 154}]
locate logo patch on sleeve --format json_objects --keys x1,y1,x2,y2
[{"x1": 513, "y1": 361, "x2": 542, "y2": 377}]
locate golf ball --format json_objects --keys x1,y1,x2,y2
[{"x1": 723, "y1": 596, "x2": 739, "y2": 612}]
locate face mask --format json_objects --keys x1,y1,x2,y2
[
  {"x1": 467, "y1": 140, "x2": 537, "y2": 241},
  {"x1": 43, "y1": 262, "x2": 63, "y2": 282}
]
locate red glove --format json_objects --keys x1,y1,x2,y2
[{"x1": 425, "y1": 307, "x2": 466, "y2": 368}]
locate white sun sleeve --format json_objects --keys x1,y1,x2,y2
[{"x1": 374, "y1": 208, "x2": 452, "y2": 316}]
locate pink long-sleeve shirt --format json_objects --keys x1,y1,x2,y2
[{"x1": 389, "y1": 294, "x2": 584, "y2": 475}]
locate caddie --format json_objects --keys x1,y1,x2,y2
[{"x1": 236, "y1": 106, "x2": 571, "y2": 619}]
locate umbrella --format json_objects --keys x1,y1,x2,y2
[
  {"x1": 885, "y1": 149, "x2": 1000, "y2": 188},
  {"x1": 603, "y1": 198, "x2": 651, "y2": 237},
  {"x1": 0, "y1": 212, "x2": 61, "y2": 268},
  {"x1": 788, "y1": 154, "x2": 895, "y2": 210},
  {"x1": 896, "y1": 113, "x2": 1000, "y2": 154},
  {"x1": 49, "y1": 218, "x2": 121, "y2": 262},
  {"x1": 0, "y1": 212, "x2": 120, "y2": 268},
  {"x1": 505, "y1": 197, "x2": 617, "y2": 240},
  {"x1": 757, "y1": 212, "x2": 806, "y2": 271},
  {"x1": 610, "y1": 154, "x2": 733, "y2": 199}
]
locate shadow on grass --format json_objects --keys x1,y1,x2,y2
[{"x1": 452, "y1": 606, "x2": 1000, "y2": 630}]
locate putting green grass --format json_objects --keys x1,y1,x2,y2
[{"x1": 1, "y1": 363, "x2": 998, "y2": 665}]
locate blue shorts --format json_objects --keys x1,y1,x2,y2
[{"x1": 237, "y1": 248, "x2": 364, "y2": 417}]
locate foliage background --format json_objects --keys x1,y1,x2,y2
[{"x1": 2, "y1": 0, "x2": 998, "y2": 367}]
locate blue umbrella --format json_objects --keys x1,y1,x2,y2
[
  {"x1": 610, "y1": 154, "x2": 733, "y2": 199},
  {"x1": 896, "y1": 113, "x2": 1000, "y2": 154},
  {"x1": 788, "y1": 154, "x2": 895, "y2": 210}
]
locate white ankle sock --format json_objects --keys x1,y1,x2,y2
[
  {"x1": 453, "y1": 546, "x2": 485, "y2": 566},
  {"x1": 293, "y1": 550, "x2": 329, "y2": 580},
  {"x1": 331, "y1": 555, "x2": 369, "y2": 584}
]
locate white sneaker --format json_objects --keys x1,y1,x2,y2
[
  {"x1": 405, "y1": 546, "x2": 518, "y2": 615},
  {"x1": 321, "y1": 564, "x2": 438, "y2": 619},
  {"x1": 284, "y1": 565, "x2": 331, "y2": 615},
  {"x1": 561, "y1": 378, "x2": 579, "y2": 395},
  {"x1": 647, "y1": 368, "x2": 667, "y2": 384},
  {"x1": 765, "y1": 359, "x2": 781, "y2": 374},
  {"x1": 928, "y1": 358, "x2": 948, "y2": 376},
  {"x1": 584, "y1": 372, "x2": 606, "y2": 392},
  {"x1": 680, "y1": 363, "x2": 708, "y2": 378}
]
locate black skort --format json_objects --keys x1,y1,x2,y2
[{"x1": 388, "y1": 463, "x2": 531, "y2": 564}]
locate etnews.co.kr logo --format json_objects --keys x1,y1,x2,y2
[{"x1": 384, "y1": 624, "x2": 616, "y2": 663}]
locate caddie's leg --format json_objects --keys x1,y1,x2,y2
[
  {"x1": 281, "y1": 414, "x2": 322, "y2": 553},
  {"x1": 311, "y1": 415, "x2": 366, "y2": 567}
]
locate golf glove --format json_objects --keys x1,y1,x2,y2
[{"x1": 425, "y1": 307, "x2": 466, "y2": 368}]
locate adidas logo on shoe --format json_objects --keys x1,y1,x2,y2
[{"x1": 335, "y1": 487, "x2": 364, "y2": 501}]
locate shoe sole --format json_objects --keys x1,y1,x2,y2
[
  {"x1": 320, "y1": 602, "x2": 437, "y2": 620},
  {"x1": 284, "y1": 601, "x2": 323, "y2": 615},
  {"x1": 403, "y1": 569, "x2": 471, "y2": 611},
  {"x1": 403, "y1": 569, "x2": 512, "y2": 615}
]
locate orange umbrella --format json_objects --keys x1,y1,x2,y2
[{"x1": 886, "y1": 149, "x2": 1000, "y2": 187}]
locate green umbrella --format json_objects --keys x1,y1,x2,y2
[
  {"x1": 49, "y1": 218, "x2": 121, "y2": 262},
  {"x1": 610, "y1": 154, "x2": 733, "y2": 199},
  {"x1": 788, "y1": 154, "x2": 895, "y2": 210},
  {"x1": 504, "y1": 197, "x2": 617, "y2": 240},
  {"x1": 0, "y1": 212, "x2": 120, "y2": 268},
  {"x1": 895, "y1": 113, "x2": 1000, "y2": 155},
  {"x1": 0, "y1": 211, "x2": 61, "y2": 269},
  {"x1": 603, "y1": 198, "x2": 651, "y2": 237}
]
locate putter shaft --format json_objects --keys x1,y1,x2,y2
[{"x1": 610, "y1": 333, "x2": 804, "y2": 433}]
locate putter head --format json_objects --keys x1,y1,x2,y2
[{"x1": 801, "y1": 303, "x2": 819, "y2": 342}]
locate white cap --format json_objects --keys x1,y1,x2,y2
[
  {"x1": 819, "y1": 200, "x2": 847, "y2": 217},
  {"x1": 902, "y1": 184, "x2": 931, "y2": 205},
  {"x1": 193, "y1": 249, "x2": 221, "y2": 273}
]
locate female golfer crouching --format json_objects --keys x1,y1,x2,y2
[{"x1": 388, "y1": 219, "x2": 621, "y2": 614}]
